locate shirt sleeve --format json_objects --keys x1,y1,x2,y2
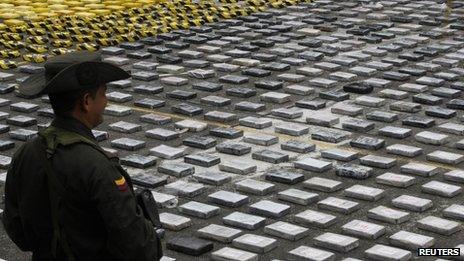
[
  {"x1": 2, "y1": 145, "x2": 31, "y2": 251},
  {"x1": 88, "y1": 160, "x2": 161, "y2": 261}
]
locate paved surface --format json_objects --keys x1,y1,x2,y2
[{"x1": 1, "y1": 0, "x2": 464, "y2": 260}]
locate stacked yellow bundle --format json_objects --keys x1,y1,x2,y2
[{"x1": 0, "y1": 0, "x2": 312, "y2": 69}]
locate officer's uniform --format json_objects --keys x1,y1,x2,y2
[{"x1": 2, "y1": 51, "x2": 162, "y2": 261}]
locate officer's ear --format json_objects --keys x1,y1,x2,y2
[
  {"x1": 79, "y1": 87, "x2": 100, "y2": 113},
  {"x1": 81, "y1": 92, "x2": 92, "y2": 113}
]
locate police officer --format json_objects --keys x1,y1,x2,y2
[{"x1": 2, "y1": 51, "x2": 162, "y2": 261}]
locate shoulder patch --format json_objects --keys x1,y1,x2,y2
[{"x1": 114, "y1": 176, "x2": 128, "y2": 191}]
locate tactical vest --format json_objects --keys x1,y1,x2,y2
[
  {"x1": 39, "y1": 125, "x2": 134, "y2": 190},
  {"x1": 37, "y1": 125, "x2": 133, "y2": 261}
]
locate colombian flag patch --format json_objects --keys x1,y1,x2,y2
[{"x1": 115, "y1": 176, "x2": 128, "y2": 191}]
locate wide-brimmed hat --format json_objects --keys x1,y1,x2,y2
[{"x1": 19, "y1": 51, "x2": 130, "y2": 96}]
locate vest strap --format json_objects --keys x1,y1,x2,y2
[{"x1": 38, "y1": 126, "x2": 116, "y2": 160}]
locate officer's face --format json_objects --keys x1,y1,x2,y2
[{"x1": 86, "y1": 85, "x2": 107, "y2": 128}]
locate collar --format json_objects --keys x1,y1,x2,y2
[{"x1": 50, "y1": 115, "x2": 97, "y2": 143}]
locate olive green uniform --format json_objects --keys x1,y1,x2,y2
[{"x1": 2, "y1": 116, "x2": 162, "y2": 260}]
